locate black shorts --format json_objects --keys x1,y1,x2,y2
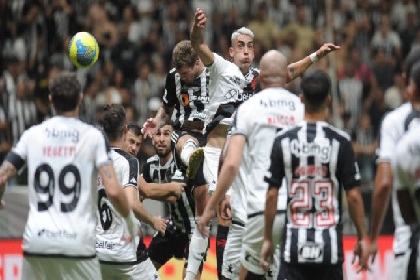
[
  {"x1": 148, "y1": 231, "x2": 190, "y2": 266},
  {"x1": 278, "y1": 262, "x2": 343, "y2": 280}
]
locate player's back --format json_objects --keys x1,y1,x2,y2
[
  {"x1": 232, "y1": 87, "x2": 304, "y2": 217},
  {"x1": 96, "y1": 148, "x2": 140, "y2": 263},
  {"x1": 395, "y1": 120, "x2": 420, "y2": 222},
  {"x1": 21, "y1": 116, "x2": 110, "y2": 257},
  {"x1": 276, "y1": 121, "x2": 359, "y2": 264}
]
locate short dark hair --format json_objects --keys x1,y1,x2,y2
[
  {"x1": 410, "y1": 61, "x2": 420, "y2": 91},
  {"x1": 404, "y1": 46, "x2": 420, "y2": 85},
  {"x1": 300, "y1": 70, "x2": 331, "y2": 112},
  {"x1": 127, "y1": 122, "x2": 142, "y2": 136},
  {"x1": 101, "y1": 104, "x2": 126, "y2": 141},
  {"x1": 49, "y1": 71, "x2": 81, "y2": 112}
]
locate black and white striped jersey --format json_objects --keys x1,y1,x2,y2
[
  {"x1": 265, "y1": 121, "x2": 361, "y2": 265},
  {"x1": 142, "y1": 155, "x2": 195, "y2": 234},
  {"x1": 162, "y1": 67, "x2": 210, "y2": 129}
]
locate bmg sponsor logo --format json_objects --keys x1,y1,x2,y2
[{"x1": 290, "y1": 139, "x2": 331, "y2": 162}]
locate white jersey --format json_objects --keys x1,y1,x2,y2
[
  {"x1": 205, "y1": 53, "x2": 259, "y2": 134},
  {"x1": 10, "y1": 116, "x2": 111, "y2": 258},
  {"x1": 376, "y1": 102, "x2": 415, "y2": 242},
  {"x1": 96, "y1": 147, "x2": 141, "y2": 263},
  {"x1": 395, "y1": 120, "x2": 420, "y2": 222},
  {"x1": 230, "y1": 87, "x2": 304, "y2": 218}
]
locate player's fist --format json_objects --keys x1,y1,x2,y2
[{"x1": 194, "y1": 8, "x2": 207, "y2": 29}]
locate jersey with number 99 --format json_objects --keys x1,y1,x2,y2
[{"x1": 10, "y1": 116, "x2": 111, "y2": 258}]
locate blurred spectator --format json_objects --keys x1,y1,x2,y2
[
  {"x1": 133, "y1": 61, "x2": 158, "y2": 123},
  {"x1": 399, "y1": 8, "x2": 419, "y2": 59},
  {"x1": 80, "y1": 76, "x2": 101, "y2": 125},
  {"x1": 247, "y1": 2, "x2": 279, "y2": 50},
  {"x1": 111, "y1": 20, "x2": 140, "y2": 84},
  {"x1": 371, "y1": 46, "x2": 395, "y2": 92},
  {"x1": 390, "y1": 0, "x2": 417, "y2": 33},
  {"x1": 338, "y1": 59, "x2": 364, "y2": 133},
  {"x1": 280, "y1": 4, "x2": 316, "y2": 53},
  {"x1": 352, "y1": 113, "x2": 377, "y2": 187},
  {"x1": 371, "y1": 14, "x2": 402, "y2": 64},
  {"x1": 8, "y1": 77, "x2": 37, "y2": 146}
]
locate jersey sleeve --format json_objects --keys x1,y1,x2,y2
[
  {"x1": 162, "y1": 71, "x2": 178, "y2": 108},
  {"x1": 230, "y1": 104, "x2": 251, "y2": 138},
  {"x1": 264, "y1": 137, "x2": 285, "y2": 188},
  {"x1": 142, "y1": 161, "x2": 152, "y2": 183},
  {"x1": 123, "y1": 157, "x2": 139, "y2": 189},
  {"x1": 207, "y1": 53, "x2": 231, "y2": 78},
  {"x1": 95, "y1": 130, "x2": 112, "y2": 168},
  {"x1": 7, "y1": 130, "x2": 30, "y2": 170},
  {"x1": 376, "y1": 113, "x2": 398, "y2": 163},
  {"x1": 337, "y1": 138, "x2": 361, "y2": 190}
]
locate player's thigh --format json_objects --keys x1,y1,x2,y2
[
  {"x1": 203, "y1": 146, "x2": 221, "y2": 193},
  {"x1": 22, "y1": 257, "x2": 101, "y2": 280},
  {"x1": 278, "y1": 263, "x2": 343, "y2": 280},
  {"x1": 222, "y1": 222, "x2": 244, "y2": 279},
  {"x1": 131, "y1": 259, "x2": 160, "y2": 280}
]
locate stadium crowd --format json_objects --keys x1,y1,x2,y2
[{"x1": 1, "y1": 0, "x2": 418, "y2": 232}]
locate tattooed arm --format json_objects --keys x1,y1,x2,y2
[{"x1": 286, "y1": 43, "x2": 341, "y2": 83}]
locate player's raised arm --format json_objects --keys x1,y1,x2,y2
[
  {"x1": 286, "y1": 43, "x2": 340, "y2": 82},
  {"x1": 142, "y1": 105, "x2": 174, "y2": 139},
  {"x1": 190, "y1": 8, "x2": 214, "y2": 66}
]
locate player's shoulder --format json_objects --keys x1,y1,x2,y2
[
  {"x1": 146, "y1": 154, "x2": 160, "y2": 164},
  {"x1": 321, "y1": 122, "x2": 351, "y2": 142},
  {"x1": 113, "y1": 148, "x2": 137, "y2": 162},
  {"x1": 382, "y1": 102, "x2": 412, "y2": 124}
]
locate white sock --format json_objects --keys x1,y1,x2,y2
[
  {"x1": 180, "y1": 139, "x2": 198, "y2": 166},
  {"x1": 184, "y1": 225, "x2": 209, "y2": 278}
]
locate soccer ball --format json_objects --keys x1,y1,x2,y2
[{"x1": 68, "y1": 32, "x2": 99, "y2": 68}]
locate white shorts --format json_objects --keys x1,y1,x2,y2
[
  {"x1": 100, "y1": 258, "x2": 159, "y2": 280},
  {"x1": 391, "y1": 225, "x2": 420, "y2": 279},
  {"x1": 241, "y1": 213, "x2": 285, "y2": 278},
  {"x1": 222, "y1": 221, "x2": 244, "y2": 279},
  {"x1": 203, "y1": 146, "x2": 221, "y2": 194},
  {"x1": 22, "y1": 256, "x2": 100, "y2": 280}
]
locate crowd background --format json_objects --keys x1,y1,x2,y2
[{"x1": 1, "y1": 0, "x2": 416, "y2": 235}]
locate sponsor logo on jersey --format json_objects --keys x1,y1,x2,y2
[
  {"x1": 96, "y1": 240, "x2": 116, "y2": 250},
  {"x1": 130, "y1": 178, "x2": 137, "y2": 184},
  {"x1": 228, "y1": 76, "x2": 241, "y2": 86},
  {"x1": 37, "y1": 229, "x2": 77, "y2": 240},
  {"x1": 190, "y1": 112, "x2": 207, "y2": 120},
  {"x1": 298, "y1": 242, "x2": 323, "y2": 260},
  {"x1": 45, "y1": 128, "x2": 79, "y2": 143},
  {"x1": 236, "y1": 91, "x2": 253, "y2": 102},
  {"x1": 260, "y1": 99, "x2": 296, "y2": 110},
  {"x1": 290, "y1": 139, "x2": 331, "y2": 162}
]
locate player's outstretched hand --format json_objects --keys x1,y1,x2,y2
[
  {"x1": 352, "y1": 239, "x2": 370, "y2": 273},
  {"x1": 260, "y1": 239, "x2": 274, "y2": 272},
  {"x1": 316, "y1": 43, "x2": 341, "y2": 60},
  {"x1": 197, "y1": 207, "x2": 215, "y2": 238},
  {"x1": 142, "y1": 118, "x2": 159, "y2": 139},
  {"x1": 194, "y1": 8, "x2": 207, "y2": 29},
  {"x1": 153, "y1": 216, "x2": 167, "y2": 236}
]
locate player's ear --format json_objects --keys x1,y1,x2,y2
[
  {"x1": 326, "y1": 95, "x2": 332, "y2": 106},
  {"x1": 299, "y1": 93, "x2": 304, "y2": 103},
  {"x1": 229, "y1": 46, "x2": 234, "y2": 59},
  {"x1": 78, "y1": 93, "x2": 83, "y2": 106}
]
